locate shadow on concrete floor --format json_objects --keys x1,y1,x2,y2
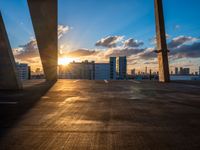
[{"x1": 0, "y1": 80, "x2": 54, "y2": 139}]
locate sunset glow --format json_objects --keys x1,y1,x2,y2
[{"x1": 58, "y1": 57, "x2": 75, "y2": 65}]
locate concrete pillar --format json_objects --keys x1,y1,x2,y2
[
  {"x1": 154, "y1": 0, "x2": 170, "y2": 82},
  {"x1": 27, "y1": 0, "x2": 58, "y2": 82},
  {"x1": 0, "y1": 12, "x2": 22, "y2": 90}
]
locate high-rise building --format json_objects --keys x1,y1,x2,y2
[
  {"x1": 95, "y1": 63, "x2": 110, "y2": 80},
  {"x1": 110, "y1": 57, "x2": 116, "y2": 80},
  {"x1": 117, "y1": 56, "x2": 127, "y2": 79},
  {"x1": 175, "y1": 67, "x2": 178, "y2": 75},
  {"x1": 16, "y1": 63, "x2": 30, "y2": 80}
]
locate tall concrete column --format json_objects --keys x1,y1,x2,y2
[
  {"x1": 0, "y1": 12, "x2": 22, "y2": 90},
  {"x1": 154, "y1": 0, "x2": 170, "y2": 82},
  {"x1": 27, "y1": 0, "x2": 58, "y2": 82}
]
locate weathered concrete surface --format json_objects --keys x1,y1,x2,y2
[
  {"x1": 0, "y1": 12, "x2": 22, "y2": 90},
  {"x1": 154, "y1": 0, "x2": 170, "y2": 82},
  {"x1": 0, "y1": 80, "x2": 53, "y2": 129},
  {"x1": 0, "y1": 80, "x2": 200, "y2": 150},
  {"x1": 27, "y1": 0, "x2": 58, "y2": 81}
]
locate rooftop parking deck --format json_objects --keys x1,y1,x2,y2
[{"x1": 0, "y1": 80, "x2": 200, "y2": 150}]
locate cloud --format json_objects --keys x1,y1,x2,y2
[
  {"x1": 174, "y1": 25, "x2": 181, "y2": 30},
  {"x1": 14, "y1": 24, "x2": 71, "y2": 60},
  {"x1": 61, "y1": 49, "x2": 97, "y2": 57},
  {"x1": 139, "y1": 36, "x2": 200, "y2": 62},
  {"x1": 172, "y1": 42, "x2": 200, "y2": 58},
  {"x1": 144, "y1": 61, "x2": 158, "y2": 65},
  {"x1": 168, "y1": 36, "x2": 198, "y2": 49},
  {"x1": 103, "y1": 47, "x2": 144, "y2": 58},
  {"x1": 59, "y1": 46, "x2": 145, "y2": 64},
  {"x1": 95, "y1": 36, "x2": 124, "y2": 48},
  {"x1": 138, "y1": 48, "x2": 157, "y2": 60},
  {"x1": 66, "y1": 35, "x2": 200, "y2": 66},
  {"x1": 149, "y1": 34, "x2": 170, "y2": 45},
  {"x1": 123, "y1": 38, "x2": 144, "y2": 47},
  {"x1": 13, "y1": 32, "x2": 200, "y2": 71},
  {"x1": 15, "y1": 39, "x2": 39, "y2": 60},
  {"x1": 58, "y1": 25, "x2": 71, "y2": 39}
]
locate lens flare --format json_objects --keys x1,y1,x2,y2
[{"x1": 58, "y1": 57, "x2": 75, "y2": 65}]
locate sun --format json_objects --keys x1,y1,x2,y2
[{"x1": 58, "y1": 57, "x2": 75, "y2": 65}]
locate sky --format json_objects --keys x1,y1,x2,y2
[{"x1": 0, "y1": 0, "x2": 200, "y2": 73}]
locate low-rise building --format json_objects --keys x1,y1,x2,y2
[
  {"x1": 58, "y1": 60, "x2": 95, "y2": 80},
  {"x1": 16, "y1": 63, "x2": 30, "y2": 80}
]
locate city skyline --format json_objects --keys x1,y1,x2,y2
[{"x1": 0, "y1": 0, "x2": 200, "y2": 73}]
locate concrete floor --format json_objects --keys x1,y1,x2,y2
[{"x1": 0, "y1": 80, "x2": 200, "y2": 150}]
